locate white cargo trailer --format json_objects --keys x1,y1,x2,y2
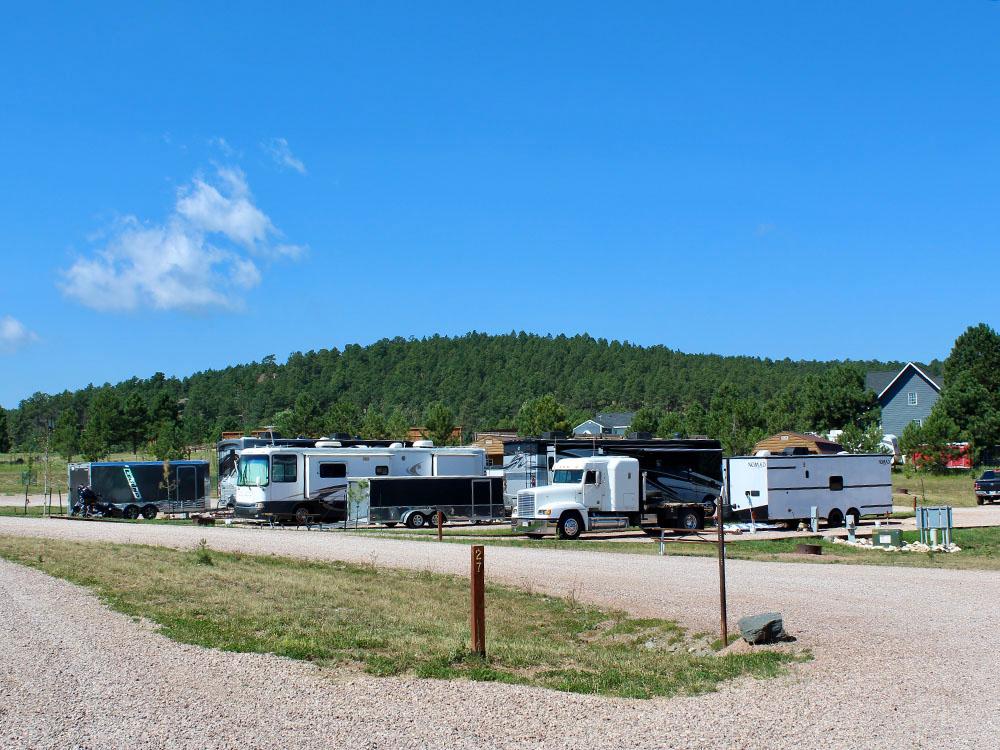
[{"x1": 725, "y1": 453, "x2": 893, "y2": 527}]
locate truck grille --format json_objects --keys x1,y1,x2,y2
[{"x1": 517, "y1": 491, "x2": 534, "y2": 519}]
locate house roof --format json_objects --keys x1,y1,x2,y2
[
  {"x1": 592, "y1": 411, "x2": 636, "y2": 428},
  {"x1": 866, "y1": 362, "x2": 942, "y2": 400}
]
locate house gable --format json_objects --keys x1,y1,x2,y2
[{"x1": 879, "y1": 366, "x2": 941, "y2": 437}]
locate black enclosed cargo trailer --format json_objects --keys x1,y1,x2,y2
[
  {"x1": 368, "y1": 475, "x2": 504, "y2": 528},
  {"x1": 68, "y1": 460, "x2": 211, "y2": 519}
]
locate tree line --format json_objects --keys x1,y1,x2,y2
[{"x1": 6, "y1": 328, "x2": 985, "y2": 464}]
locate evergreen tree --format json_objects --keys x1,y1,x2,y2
[
  {"x1": 120, "y1": 392, "x2": 150, "y2": 456},
  {"x1": 150, "y1": 391, "x2": 179, "y2": 426},
  {"x1": 0, "y1": 407, "x2": 10, "y2": 453},
  {"x1": 386, "y1": 408, "x2": 411, "y2": 441},
  {"x1": 83, "y1": 390, "x2": 121, "y2": 457},
  {"x1": 424, "y1": 401, "x2": 457, "y2": 445},
  {"x1": 51, "y1": 409, "x2": 80, "y2": 462},
  {"x1": 323, "y1": 399, "x2": 361, "y2": 436},
  {"x1": 152, "y1": 420, "x2": 187, "y2": 460},
  {"x1": 629, "y1": 407, "x2": 661, "y2": 436},
  {"x1": 360, "y1": 408, "x2": 389, "y2": 439},
  {"x1": 514, "y1": 395, "x2": 571, "y2": 437}
]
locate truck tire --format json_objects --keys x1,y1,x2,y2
[
  {"x1": 406, "y1": 512, "x2": 428, "y2": 529},
  {"x1": 141, "y1": 505, "x2": 158, "y2": 520},
  {"x1": 827, "y1": 508, "x2": 844, "y2": 528},
  {"x1": 557, "y1": 512, "x2": 583, "y2": 540},
  {"x1": 123, "y1": 505, "x2": 140, "y2": 520},
  {"x1": 977, "y1": 496, "x2": 984, "y2": 506},
  {"x1": 678, "y1": 509, "x2": 702, "y2": 531}
]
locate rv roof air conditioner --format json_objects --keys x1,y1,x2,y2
[
  {"x1": 315, "y1": 440, "x2": 342, "y2": 448},
  {"x1": 389, "y1": 442, "x2": 403, "y2": 449},
  {"x1": 755, "y1": 449, "x2": 771, "y2": 457},
  {"x1": 413, "y1": 440, "x2": 434, "y2": 448}
]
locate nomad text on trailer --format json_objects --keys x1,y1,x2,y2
[
  {"x1": 68, "y1": 461, "x2": 211, "y2": 519},
  {"x1": 233, "y1": 442, "x2": 487, "y2": 525},
  {"x1": 725, "y1": 453, "x2": 894, "y2": 527}
]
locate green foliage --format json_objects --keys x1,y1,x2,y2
[
  {"x1": 655, "y1": 411, "x2": 686, "y2": 439},
  {"x1": 629, "y1": 407, "x2": 661, "y2": 436},
  {"x1": 120, "y1": 392, "x2": 149, "y2": 456},
  {"x1": 276, "y1": 393, "x2": 324, "y2": 437},
  {"x1": 359, "y1": 409, "x2": 389, "y2": 440},
  {"x1": 798, "y1": 364, "x2": 878, "y2": 433},
  {"x1": 937, "y1": 325, "x2": 1000, "y2": 460},
  {"x1": 51, "y1": 409, "x2": 80, "y2": 462},
  {"x1": 386, "y1": 409, "x2": 411, "y2": 441},
  {"x1": 323, "y1": 399, "x2": 361, "y2": 437},
  {"x1": 424, "y1": 401, "x2": 457, "y2": 445},
  {"x1": 79, "y1": 390, "x2": 121, "y2": 460},
  {"x1": 515, "y1": 394, "x2": 571, "y2": 437},
  {"x1": 0, "y1": 407, "x2": 10, "y2": 453},
  {"x1": 901, "y1": 408, "x2": 962, "y2": 473},
  {"x1": 837, "y1": 422, "x2": 886, "y2": 453},
  {"x1": 152, "y1": 420, "x2": 187, "y2": 461}
]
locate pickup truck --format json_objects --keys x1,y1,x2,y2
[{"x1": 974, "y1": 470, "x2": 1000, "y2": 505}]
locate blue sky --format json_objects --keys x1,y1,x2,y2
[{"x1": 2, "y1": 1, "x2": 1000, "y2": 407}]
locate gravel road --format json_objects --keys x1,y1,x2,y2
[{"x1": 1, "y1": 516, "x2": 998, "y2": 749}]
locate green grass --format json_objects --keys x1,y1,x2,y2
[
  {"x1": 355, "y1": 526, "x2": 1000, "y2": 570},
  {"x1": 891, "y1": 467, "x2": 995, "y2": 508},
  {"x1": 0, "y1": 535, "x2": 797, "y2": 699}
]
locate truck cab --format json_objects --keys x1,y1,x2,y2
[{"x1": 512, "y1": 456, "x2": 642, "y2": 539}]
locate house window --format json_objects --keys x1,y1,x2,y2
[
  {"x1": 907, "y1": 392, "x2": 918, "y2": 406},
  {"x1": 912, "y1": 418, "x2": 924, "y2": 428}
]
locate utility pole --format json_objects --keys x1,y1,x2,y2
[{"x1": 716, "y1": 492, "x2": 729, "y2": 647}]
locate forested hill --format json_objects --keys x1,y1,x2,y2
[{"x1": 4, "y1": 332, "x2": 937, "y2": 451}]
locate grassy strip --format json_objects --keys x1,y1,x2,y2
[
  {"x1": 353, "y1": 526, "x2": 1000, "y2": 570},
  {"x1": 0, "y1": 535, "x2": 796, "y2": 699}
]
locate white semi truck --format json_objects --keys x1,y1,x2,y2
[{"x1": 512, "y1": 455, "x2": 715, "y2": 539}]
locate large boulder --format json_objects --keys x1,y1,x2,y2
[{"x1": 738, "y1": 612, "x2": 788, "y2": 645}]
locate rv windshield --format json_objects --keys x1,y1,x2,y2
[
  {"x1": 237, "y1": 456, "x2": 269, "y2": 486},
  {"x1": 552, "y1": 469, "x2": 584, "y2": 484}
]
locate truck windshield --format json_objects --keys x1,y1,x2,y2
[
  {"x1": 552, "y1": 469, "x2": 584, "y2": 484},
  {"x1": 238, "y1": 456, "x2": 269, "y2": 486}
]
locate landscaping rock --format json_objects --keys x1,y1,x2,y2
[{"x1": 738, "y1": 612, "x2": 788, "y2": 645}]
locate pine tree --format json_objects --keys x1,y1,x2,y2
[
  {"x1": 424, "y1": 401, "x2": 457, "y2": 445},
  {"x1": 120, "y1": 392, "x2": 150, "y2": 457},
  {"x1": 51, "y1": 409, "x2": 81, "y2": 462},
  {"x1": 0, "y1": 407, "x2": 10, "y2": 453}
]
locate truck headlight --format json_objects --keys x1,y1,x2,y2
[{"x1": 537, "y1": 508, "x2": 552, "y2": 516}]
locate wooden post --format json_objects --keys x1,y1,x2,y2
[
  {"x1": 437, "y1": 508, "x2": 443, "y2": 542},
  {"x1": 24, "y1": 485, "x2": 29, "y2": 516},
  {"x1": 716, "y1": 496, "x2": 728, "y2": 647},
  {"x1": 470, "y1": 545, "x2": 486, "y2": 657}
]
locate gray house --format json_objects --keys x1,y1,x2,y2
[
  {"x1": 866, "y1": 362, "x2": 942, "y2": 438},
  {"x1": 573, "y1": 411, "x2": 636, "y2": 437}
]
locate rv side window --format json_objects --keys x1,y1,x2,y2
[
  {"x1": 829, "y1": 475, "x2": 844, "y2": 491},
  {"x1": 375, "y1": 465, "x2": 389, "y2": 476},
  {"x1": 272, "y1": 455, "x2": 298, "y2": 483},
  {"x1": 319, "y1": 463, "x2": 347, "y2": 479},
  {"x1": 585, "y1": 470, "x2": 598, "y2": 485}
]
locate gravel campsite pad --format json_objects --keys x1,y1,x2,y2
[{"x1": 1, "y1": 516, "x2": 999, "y2": 749}]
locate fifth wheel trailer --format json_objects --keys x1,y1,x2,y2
[
  {"x1": 725, "y1": 453, "x2": 893, "y2": 526},
  {"x1": 68, "y1": 461, "x2": 211, "y2": 519}
]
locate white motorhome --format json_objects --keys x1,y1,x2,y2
[
  {"x1": 234, "y1": 442, "x2": 486, "y2": 525},
  {"x1": 725, "y1": 453, "x2": 893, "y2": 527},
  {"x1": 512, "y1": 455, "x2": 712, "y2": 539}
]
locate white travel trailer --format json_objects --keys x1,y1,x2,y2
[
  {"x1": 234, "y1": 442, "x2": 487, "y2": 525},
  {"x1": 722, "y1": 451, "x2": 892, "y2": 526},
  {"x1": 725, "y1": 453, "x2": 893, "y2": 527}
]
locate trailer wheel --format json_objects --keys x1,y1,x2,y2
[
  {"x1": 293, "y1": 505, "x2": 311, "y2": 526},
  {"x1": 827, "y1": 508, "x2": 845, "y2": 528},
  {"x1": 678, "y1": 509, "x2": 702, "y2": 531},
  {"x1": 557, "y1": 512, "x2": 583, "y2": 540},
  {"x1": 846, "y1": 508, "x2": 861, "y2": 525},
  {"x1": 406, "y1": 512, "x2": 428, "y2": 529},
  {"x1": 123, "y1": 505, "x2": 140, "y2": 520},
  {"x1": 141, "y1": 505, "x2": 158, "y2": 520}
]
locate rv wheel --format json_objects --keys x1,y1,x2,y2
[
  {"x1": 846, "y1": 508, "x2": 861, "y2": 525},
  {"x1": 678, "y1": 509, "x2": 702, "y2": 531},
  {"x1": 557, "y1": 512, "x2": 583, "y2": 540},
  {"x1": 123, "y1": 505, "x2": 140, "y2": 520},
  {"x1": 827, "y1": 509, "x2": 845, "y2": 528},
  {"x1": 141, "y1": 505, "x2": 158, "y2": 520},
  {"x1": 406, "y1": 512, "x2": 427, "y2": 529},
  {"x1": 293, "y1": 505, "x2": 311, "y2": 526}
]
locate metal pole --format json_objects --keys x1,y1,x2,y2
[
  {"x1": 716, "y1": 495, "x2": 728, "y2": 647},
  {"x1": 470, "y1": 545, "x2": 486, "y2": 657}
]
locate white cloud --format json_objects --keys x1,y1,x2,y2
[
  {"x1": 263, "y1": 137, "x2": 307, "y2": 174},
  {"x1": 0, "y1": 316, "x2": 38, "y2": 353},
  {"x1": 61, "y1": 166, "x2": 303, "y2": 313}
]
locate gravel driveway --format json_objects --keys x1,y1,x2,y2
[{"x1": 1, "y1": 516, "x2": 998, "y2": 749}]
